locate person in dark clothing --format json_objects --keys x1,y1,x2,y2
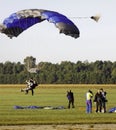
[
  {"x1": 100, "y1": 88, "x2": 107, "y2": 113},
  {"x1": 94, "y1": 89, "x2": 103, "y2": 113},
  {"x1": 67, "y1": 90, "x2": 75, "y2": 109}
]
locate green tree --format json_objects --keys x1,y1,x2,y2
[{"x1": 24, "y1": 56, "x2": 36, "y2": 71}]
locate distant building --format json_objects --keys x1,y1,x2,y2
[{"x1": 28, "y1": 68, "x2": 39, "y2": 73}]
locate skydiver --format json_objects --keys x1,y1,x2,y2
[{"x1": 21, "y1": 78, "x2": 38, "y2": 96}]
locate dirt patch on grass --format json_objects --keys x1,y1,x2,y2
[{"x1": 0, "y1": 124, "x2": 116, "y2": 130}]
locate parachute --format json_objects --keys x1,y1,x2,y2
[{"x1": 0, "y1": 9, "x2": 80, "y2": 39}]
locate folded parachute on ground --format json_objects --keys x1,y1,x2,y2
[{"x1": 0, "y1": 9, "x2": 80, "y2": 39}]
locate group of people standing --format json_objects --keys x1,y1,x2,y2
[
  {"x1": 86, "y1": 88, "x2": 107, "y2": 113},
  {"x1": 67, "y1": 88, "x2": 107, "y2": 113}
]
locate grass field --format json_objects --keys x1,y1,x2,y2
[{"x1": 0, "y1": 84, "x2": 116, "y2": 125}]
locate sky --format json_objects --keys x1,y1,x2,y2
[{"x1": 0, "y1": 0, "x2": 116, "y2": 64}]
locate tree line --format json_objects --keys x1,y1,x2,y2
[{"x1": 0, "y1": 56, "x2": 116, "y2": 84}]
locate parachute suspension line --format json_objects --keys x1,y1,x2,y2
[
  {"x1": 70, "y1": 17, "x2": 89, "y2": 19},
  {"x1": 70, "y1": 14, "x2": 101, "y2": 22}
]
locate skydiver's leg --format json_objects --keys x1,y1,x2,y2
[
  {"x1": 31, "y1": 89, "x2": 34, "y2": 96},
  {"x1": 21, "y1": 89, "x2": 24, "y2": 92},
  {"x1": 21, "y1": 88, "x2": 29, "y2": 94},
  {"x1": 25, "y1": 90, "x2": 28, "y2": 94}
]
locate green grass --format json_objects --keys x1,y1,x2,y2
[{"x1": 0, "y1": 84, "x2": 116, "y2": 125}]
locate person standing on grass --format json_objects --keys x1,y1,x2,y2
[
  {"x1": 100, "y1": 88, "x2": 107, "y2": 113},
  {"x1": 86, "y1": 90, "x2": 93, "y2": 113},
  {"x1": 94, "y1": 89, "x2": 103, "y2": 113},
  {"x1": 21, "y1": 78, "x2": 38, "y2": 96},
  {"x1": 67, "y1": 90, "x2": 75, "y2": 109}
]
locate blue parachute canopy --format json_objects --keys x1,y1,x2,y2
[
  {"x1": 0, "y1": 9, "x2": 80, "y2": 39},
  {"x1": 108, "y1": 107, "x2": 116, "y2": 113}
]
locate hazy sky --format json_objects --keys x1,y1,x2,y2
[{"x1": 0, "y1": 0, "x2": 116, "y2": 63}]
